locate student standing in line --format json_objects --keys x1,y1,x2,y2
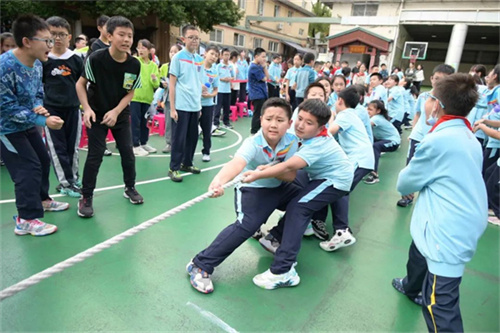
[
  {"x1": 294, "y1": 52, "x2": 316, "y2": 105},
  {"x1": 76, "y1": 16, "x2": 144, "y2": 218},
  {"x1": 248, "y1": 47, "x2": 269, "y2": 135},
  {"x1": 284, "y1": 53, "x2": 302, "y2": 111},
  {"x1": 214, "y1": 48, "x2": 234, "y2": 130}
]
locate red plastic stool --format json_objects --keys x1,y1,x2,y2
[
  {"x1": 236, "y1": 102, "x2": 248, "y2": 117},
  {"x1": 230, "y1": 105, "x2": 238, "y2": 122},
  {"x1": 150, "y1": 113, "x2": 166, "y2": 136},
  {"x1": 106, "y1": 130, "x2": 114, "y2": 142},
  {"x1": 79, "y1": 122, "x2": 88, "y2": 148}
]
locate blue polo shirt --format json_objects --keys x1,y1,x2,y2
[
  {"x1": 367, "y1": 84, "x2": 387, "y2": 106},
  {"x1": 248, "y1": 62, "x2": 268, "y2": 101},
  {"x1": 285, "y1": 66, "x2": 299, "y2": 87},
  {"x1": 201, "y1": 64, "x2": 219, "y2": 107},
  {"x1": 469, "y1": 85, "x2": 490, "y2": 140},
  {"x1": 354, "y1": 103, "x2": 374, "y2": 143},
  {"x1": 236, "y1": 131, "x2": 298, "y2": 188},
  {"x1": 409, "y1": 92, "x2": 431, "y2": 142},
  {"x1": 485, "y1": 85, "x2": 500, "y2": 149},
  {"x1": 295, "y1": 135, "x2": 353, "y2": 192},
  {"x1": 217, "y1": 62, "x2": 233, "y2": 94},
  {"x1": 334, "y1": 108, "x2": 375, "y2": 170},
  {"x1": 371, "y1": 114, "x2": 401, "y2": 147},
  {"x1": 169, "y1": 49, "x2": 203, "y2": 111},
  {"x1": 404, "y1": 89, "x2": 415, "y2": 119},
  {"x1": 268, "y1": 62, "x2": 282, "y2": 87},
  {"x1": 388, "y1": 86, "x2": 405, "y2": 122},
  {"x1": 295, "y1": 65, "x2": 316, "y2": 98},
  {"x1": 236, "y1": 59, "x2": 248, "y2": 80}
]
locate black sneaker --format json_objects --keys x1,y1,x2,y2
[
  {"x1": 364, "y1": 173, "x2": 380, "y2": 185},
  {"x1": 180, "y1": 164, "x2": 201, "y2": 174},
  {"x1": 252, "y1": 229, "x2": 263, "y2": 240},
  {"x1": 168, "y1": 169, "x2": 183, "y2": 182},
  {"x1": 78, "y1": 196, "x2": 94, "y2": 218},
  {"x1": 397, "y1": 198, "x2": 413, "y2": 207},
  {"x1": 392, "y1": 278, "x2": 423, "y2": 306},
  {"x1": 124, "y1": 187, "x2": 144, "y2": 204},
  {"x1": 311, "y1": 219, "x2": 329, "y2": 240}
]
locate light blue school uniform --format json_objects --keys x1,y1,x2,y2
[
  {"x1": 396, "y1": 72, "x2": 404, "y2": 80},
  {"x1": 236, "y1": 59, "x2": 248, "y2": 81},
  {"x1": 404, "y1": 89, "x2": 415, "y2": 119},
  {"x1": 268, "y1": 62, "x2": 282, "y2": 87},
  {"x1": 388, "y1": 86, "x2": 405, "y2": 122},
  {"x1": 296, "y1": 135, "x2": 353, "y2": 192},
  {"x1": 334, "y1": 108, "x2": 375, "y2": 170},
  {"x1": 285, "y1": 66, "x2": 299, "y2": 88},
  {"x1": 236, "y1": 131, "x2": 298, "y2": 188},
  {"x1": 371, "y1": 114, "x2": 401, "y2": 147},
  {"x1": 467, "y1": 85, "x2": 489, "y2": 141},
  {"x1": 334, "y1": 68, "x2": 343, "y2": 75},
  {"x1": 354, "y1": 104, "x2": 374, "y2": 143},
  {"x1": 485, "y1": 85, "x2": 500, "y2": 150},
  {"x1": 409, "y1": 91, "x2": 431, "y2": 142},
  {"x1": 217, "y1": 62, "x2": 234, "y2": 94},
  {"x1": 295, "y1": 65, "x2": 316, "y2": 98},
  {"x1": 367, "y1": 84, "x2": 387, "y2": 106},
  {"x1": 201, "y1": 65, "x2": 219, "y2": 107},
  {"x1": 169, "y1": 49, "x2": 203, "y2": 111},
  {"x1": 397, "y1": 119, "x2": 487, "y2": 278}
]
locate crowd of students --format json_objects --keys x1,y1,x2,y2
[{"x1": 1, "y1": 13, "x2": 499, "y2": 333}]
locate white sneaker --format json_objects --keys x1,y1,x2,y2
[
  {"x1": 303, "y1": 222, "x2": 314, "y2": 236},
  {"x1": 141, "y1": 144, "x2": 157, "y2": 153},
  {"x1": 319, "y1": 228, "x2": 356, "y2": 252},
  {"x1": 133, "y1": 146, "x2": 149, "y2": 156},
  {"x1": 253, "y1": 267, "x2": 300, "y2": 289},
  {"x1": 202, "y1": 154, "x2": 210, "y2": 162},
  {"x1": 14, "y1": 216, "x2": 57, "y2": 236}
]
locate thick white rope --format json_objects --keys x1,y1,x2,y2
[{"x1": 0, "y1": 175, "x2": 243, "y2": 301}]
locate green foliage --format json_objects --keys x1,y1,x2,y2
[
  {"x1": 308, "y1": 0, "x2": 331, "y2": 40},
  {"x1": 1, "y1": 0, "x2": 243, "y2": 32}
]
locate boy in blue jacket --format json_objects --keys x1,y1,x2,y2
[{"x1": 393, "y1": 73, "x2": 487, "y2": 332}]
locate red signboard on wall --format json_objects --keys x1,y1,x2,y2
[{"x1": 349, "y1": 45, "x2": 366, "y2": 53}]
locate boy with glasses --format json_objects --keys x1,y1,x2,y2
[
  {"x1": 43, "y1": 16, "x2": 84, "y2": 198},
  {"x1": 0, "y1": 14, "x2": 69, "y2": 236}
]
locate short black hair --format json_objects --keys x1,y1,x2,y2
[
  {"x1": 433, "y1": 64, "x2": 455, "y2": 76},
  {"x1": 97, "y1": 15, "x2": 110, "y2": 28},
  {"x1": 138, "y1": 39, "x2": 153, "y2": 49},
  {"x1": 46, "y1": 16, "x2": 71, "y2": 33},
  {"x1": 12, "y1": 14, "x2": 49, "y2": 48},
  {"x1": 490, "y1": 64, "x2": 500, "y2": 85},
  {"x1": 182, "y1": 24, "x2": 198, "y2": 37},
  {"x1": 353, "y1": 84, "x2": 366, "y2": 97},
  {"x1": 472, "y1": 64, "x2": 486, "y2": 78},
  {"x1": 230, "y1": 50, "x2": 239, "y2": 59},
  {"x1": 303, "y1": 52, "x2": 315, "y2": 64},
  {"x1": 305, "y1": 82, "x2": 326, "y2": 99},
  {"x1": 388, "y1": 74, "x2": 400, "y2": 83},
  {"x1": 294, "y1": 53, "x2": 303, "y2": 60},
  {"x1": 316, "y1": 76, "x2": 331, "y2": 86},
  {"x1": 106, "y1": 16, "x2": 134, "y2": 35},
  {"x1": 298, "y1": 99, "x2": 331, "y2": 126},
  {"x1": 261, "y1": 97, "x2": 292, "y2": 120},
  {"x1": 332, "y1": 74, "x2": 346, "y2": 85},
  {"x1": 272, "y1": 54, "x2": 281, "y2": 60},
  {"x1": 205, "y1": 45, "x2": 219, "y2": 54},
  {"x1": 337, "y1": 85, "x2": 359, "y2": 109},
  {"x1": 370, "y1": 73, "x2": 383, "y2": 81},
  {"x1": 341, "y1": 67, "x2": 351, "y2": 77},
  {"x1": 75, "y1": 37, "x2": 85, "y2": 44},
  {"x1": 1, "y1": 32, "x2": 14, "y2": 46},
  {"x1": 381, "y1": 63, "x2": 386, "y2": 67},
  {"x1": 254, "y1": 47, "x2": 265, "y2": 56},
  {"x1": 221, "y1": 47, "x2": 230, "y2": 55},
  {"x1": 433, "y1": 73, "x2": 478, "y2": 117},
  {"x1": 368, "y1": 100, "x2": 390, "y2": 120},
  {"x1": 341, "y1": 60, "x2": 349, "y2": 65}
]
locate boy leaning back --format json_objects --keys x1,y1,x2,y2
[
  {"x1": 186, "y1": 98, "x2": 301, "y2": 293},
  {"x1": 0, "y1": 15, "x2": 68, "y2": 236},
  {"x1": 394, "y1": 73, "x2": 487, "y2": 332},
  {"x1": 76, "y1": 16, "x2": 143, "y2": 218},
  {"x1": 243, "y1": 99, "x2": 353, "y2": 289}
]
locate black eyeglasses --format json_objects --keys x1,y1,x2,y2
[
  {"x1": 50, "y1": 32, "x2": 69, "y2": 39},
  {"x1": 29, "y1": 37, "x2": 54, "y2": 48}
]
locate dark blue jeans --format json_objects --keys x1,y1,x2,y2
[
  {"x1": 170, "y1": 110, "x2": 200, "y2": 171},
  {"x1": 130, "y1": 101, "x2": 151, "y2": 147},
  {"x1": 199, "y1": 105, "x2": 214, "y2": 155}
]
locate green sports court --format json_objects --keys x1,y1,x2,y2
[{"x1": 0, "y1": 117, "x2": 498, "y2": 332}]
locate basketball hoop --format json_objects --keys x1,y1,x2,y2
[{"x1": 410, "y1": 54, "x2": 417, "y2": 64}]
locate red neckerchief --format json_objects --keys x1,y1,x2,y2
[
  {"x1": 316, "y1": 127, "x2": 329, "y2": 137},
  {"x1": 429, "y1": 115, "x2": 473, "y2": 133}
]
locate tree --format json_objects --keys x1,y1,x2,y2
[
  {"x1": 1, "y1": 0, "x2": 243, "y2": 33},
  {"x1": 308, "y1": 0, "x2": 331, "y2": 41}
]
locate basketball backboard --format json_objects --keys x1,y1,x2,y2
[{"x1": 402, "y1": 41, "x2": 428, "y2": 60}]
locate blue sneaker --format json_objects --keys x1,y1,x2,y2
[
  {"x1": 392, "y1": 278, "x2": 423, "y2": 305},
  {"x1": 186, "y1": 260, "x2": 214, "y2": 294}
]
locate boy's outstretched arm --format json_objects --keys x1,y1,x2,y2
[
  {"x1": 242, "y1": 156, "x2": 307, "y2": 183},
  {"x1": 209, "y1": 157, "x2": 247, "y2": 198}
]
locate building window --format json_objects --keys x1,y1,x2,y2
[
  {"x1": 274, "y1": 5, "x2": 280, "y2": 17},
  {"x1": 268, "y1": 41, "x2": 279, "y2": 52},
  {"x1": 238, "y1": 0, "x2": 246, "y2": 9},
  {"x1": 258, "y1": 0, "x2": 264, "y2": 15},
  {"x1": 288, "y1": 10, "x2": 293, "y2": 25},
  {"x1": 253, "y1": 38, "x2": 263, "y2": 48},
  {"x1": 352, "y1": 2, "x2": 379, "y2": 16},
  {"x1": 299, "y1": 28, "x2": 304, "y2": 35},
  {"x1": 234, "y1": 33, "x2": 245, "y2": 47},
  {"x1": 209, "y1": 29, "x2": 223, "y2": 43}
]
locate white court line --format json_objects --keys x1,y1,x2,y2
[
  {"x1": 0, "y1": 164, "x2": 226, "y2": 205},
  {"x1": 187, "y1": 301, "x2": 239, "y2": 333},
  {"x1": 80, "y1": 128, "x2": 244, "y2": 158}
]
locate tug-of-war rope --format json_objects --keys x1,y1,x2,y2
[{"x1": 0, "y1": 175, "x2": 244, "y2": 301}]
